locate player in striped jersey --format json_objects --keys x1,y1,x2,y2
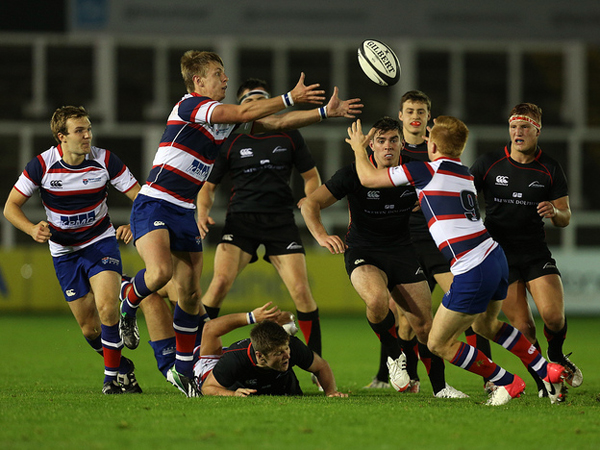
[
  {"x1": 347, "y1": 115, "x2": 568, "y2": 405},
  {"x1": 118, "y1": 50, "x2": 362, "y2": 396},
  {"x1": 3, "y1": 106, "x2": 142, "y2": 394}
]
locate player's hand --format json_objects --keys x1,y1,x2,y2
[
  {"x1": 345, "y1": 119, "x2": 375, "y2": 152},
  {"x1": 289, "y1": 73, "x2": 326, "y2": 106},
  {"x1": 537, "y1": 201, "x2": 557, "y2": 219},
  {"x1": 253, "y1": 302, "x2": 280, "y2": 322},
  {"x1": 30, "y1": 221, "x2": 51, "y2": 243},
  {"x1": 234, "y1": 388, "x2": 257, "y2": 397},
  {"x1": 197, "y1": 215, "x2": 215, "y2": 239},
  {"x1": 115, "y1": 224, "x2": 133, "y2": 244},
  {"x1": 327, "y1": 391, "x2": 349, "y2": 398},
  {"x1": 317, "y1": 235, "x2": 345, "y2": 254},
  {"x1": 325, "y1": 86, "x2": 363, "y2": 119}
]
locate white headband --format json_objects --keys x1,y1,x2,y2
[
  {"x1": 509, "y1": 114, "x2": 541, "y2": 131},
  {"x1": 238, "y1": 89, "x2": 270, "y2": 104}
]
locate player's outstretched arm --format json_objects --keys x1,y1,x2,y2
[
  {"x1": 300, "y1": 185, "x2": 345, "y2": 254},
  {"x1": 211, "y1": 73, "x2": 325, "y2": 125},
  {"x1": 201, "y1": 371, "x2": 257, "y2": 397},
  {"x1": 346, "y1": 120, "x2": 392, "y2": 189},
  {"x1": 307, "y1": 353, "x2": 348, "y2": 398},
  {"x1": 254, "y1": 87, "x2": 362, "y2": 133},
  {"x1": 4, "y1": 188, "x2": 51, "y2": 243}
]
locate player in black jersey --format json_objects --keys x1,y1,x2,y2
[
  {"x1": 471, "y1": 102, "x2": 583, "y2": 395},
  {"x1": 197, "y1": 79, "x2": 360, "y2": 369},
  {"x1": 301, "y1": 117, "x2": 467, "y2": 398},
  {"x1": 197, "y1": 303, "x2": 347, "y2": 397}
]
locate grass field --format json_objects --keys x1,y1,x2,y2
[{"x1": 1, "y1": 314, "x2": 599, "y2": 449}]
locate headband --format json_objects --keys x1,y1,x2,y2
[
  {"x1": 238, "y1": 89, "x2": 270, "y2": 104},
  {"x1": 509, "y1": 114, "x2": 541, "y2": 131}
]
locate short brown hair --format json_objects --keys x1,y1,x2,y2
[
  {"x1": 371, "y1": 116, "x2": 403, "y2": 140},
  {"x1": 250, "y1": 320, "x2": 290, "y2": 356},
  {"x1": 400, "y1": 90, "x2": 431, "y2": 112},
  {"x1": 429, "y1": 115, "x2": 469, "y2": 158},
  {"x1": 50, "y1": 106, "x2": 89, "y2": 144},
  {"x1": 509, "y1": 103, "x2": 542, "y2": 127},
  {"x1": 180, "y1": 50, "x2": 224, "y2": 93}
]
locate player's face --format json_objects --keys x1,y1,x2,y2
[
  {"x1": 59, "y1": 116, "x2": 92, "y2": 157},
  {"x1": 263, "y1": 344, "x2": 291, "y2": 372},
  {"x1": 399, "y1": 100, "x2": 430, "y2": 139},
  {"x1": 198, "y1": 62, "x2": 228, "y2": 101},
  {"x1": 510, "y1": 121, "x2": 539, "y2": 156},
  {"x1": 370, "y1": 129, "x2": 401, "y2": 168}
]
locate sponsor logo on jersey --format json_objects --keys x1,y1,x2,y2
[
  {"x1": 400, "y1": 190, "x2": 416, "y2": 198},
  {"x1": 186, "y1": 159, "x2": 211, "y2": 181},
  {"x1": 66, "y1": 289, "x2": 76, "y2": 297},
  {"x1": 240, "y1": 148, "x2": 253, "y2": 158},
  {"x1": 415, "y1": 267, "x2": 424, "y2": 276},
  {"x1": 366, "y1": 190, "x2": 380, "y2": 199},
  {"x1": 101, "y1": 256, "x2": 120, "y2": 266},
  {"x1": 354, "y1": 259, "x2": 365, "y2": 265},
  {"x1": 50, "y1": 180, "x2": 63, "y2": 188},
  {"x1": 286, "y1": 242, "x2": 303, "y2": 250},
  {"x1": 260, "y1": 159, "x2": 270, "y2": 165},
  {"x1": 528, "y1": 181, "x2": 545, "y2": 188},
  {"x1": 495, "y1": 175, "x2": 509, "y2": 186},
  {"x1": 222, "y1": 234, "x2": 234, "y2": 241},
  {"x1": 384, "y1": 204, "x2": 395, "y2": 209},
  {"x1": 153, "y1": 220, "x2": 165, "y2": 226},
  {"x1": 82, "y1": 177, "x2": 102, "y2": 185},
  {"x1": 272, "y1": 146, "x2": 287, "y2": 153},
  {"x1": 512, "y1": 192, "x2": 523, "y2": 198},
  {"x1": 543, "y1": 262, "x2": 557, "y2": 270},
  {"x1": 60, "y1": 211, "x2": 96, "y2": 227}
]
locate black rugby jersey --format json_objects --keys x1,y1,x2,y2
[
  {"x1": 325, "y1": 162, "x2": 417, "y2": 249},
  {"x1": 211, "y1": 336, "x2": 314, "y2": 396},
  {"x1": 401, "y1": 141, "x2": 430, "y2": 240},
  {"x1": 470, "y1": 146, "x2": 568, "y2": 250},
  {"x1": 207, "y1": 130, "x2": 315, "y2": 214}
]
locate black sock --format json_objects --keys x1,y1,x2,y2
[
  {"x1": 297, "y1": 308, "x2": 322, "y2": 356},
  {"x1": 544, "y1": 320, "x2": 567, "y2": 362},
  {"x1": 203, "y1": 304, "x2": 220, "y2": 319},
  {"x1": 368, "y1": 310, "x2": 402, "y2": 360},
  {"x1": 398, "y1": 336, "x2": 419, "y2": 380},
  {"x1": 419, "y1": 342, "x2": 446, "y2": 394}
]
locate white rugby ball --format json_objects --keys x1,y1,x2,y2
[{"x1": 357, "y1": 39, "x2": 401, "y2": 87}]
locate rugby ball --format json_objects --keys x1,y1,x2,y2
[{"x1": 357, "y1": 39, "x2": 401, "y2": 87}]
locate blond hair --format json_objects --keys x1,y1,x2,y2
[
  {"x1": 429, "y1": 115, "x2": 469, "y2": 158},
  {"x1": 180, "y1": 50, "x2": 224, "y2": 93},
  {"x1": 50, "y1": 106, "x2": 89, "y2": 144}
]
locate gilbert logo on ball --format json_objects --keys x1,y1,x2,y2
[{"x1": 357, "y1": 39, "x2": 401, "y2": 86}]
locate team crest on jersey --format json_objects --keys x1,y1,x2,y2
[
  {"x1": 366, "y1": 190, "x2": 380, "y2": 199},
  {"x1": 495, "y1": 175, "x2": 509, "y2": 186},
  {"x1": 240, "y1": 148, "x2": 253, "y2": 158},
  {"x1": 82, "y1": 177, "x2": 102, "y2": 185},
  {"x1": 186, "y1": 159, "x2": 211, "y2": 180},
  {"x1": 272, "y1": 146, "x2": 287, "y2": 153}
]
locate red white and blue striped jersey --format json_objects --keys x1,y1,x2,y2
[
  {"x1": 140, "y1": 93, "x2": 238, "y2": 209},
  {"x1": 388, "y1": 157, "x2": 497, "y2": 275},
  {"x1": 13, "y1": 145, "x2": 138, "y2": 257}
]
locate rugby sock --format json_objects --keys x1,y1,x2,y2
[
  {"x1": 101, "y1": 323, "x2": 123, "y2": 383},
  {"x1": 450, "y1": 342, "x2": 514, "y2": 386},
  {"x1": 465, "y1": 326, "x2": 492, "y2": 358},
  {"x1": 149, "y1": 337, "x2": 176, "y2": 378},
  {"x1": 398, "y1": 336, "x2": 420, "y2": 381},
  {"x1": 368, "y1": 310, "x2": 402, "y2": 360},
  {"x1": 527, "y1": 340, "x2": 547, "y2": 392},
  {"x1": 419, "y1": 343, "x2": 446, "y2": 393},
  {"x1": 173, "y1": 303, "x2": 199, "y2": 378},
  {"x1": 544, "y1": 320, "x2": 567, "y2": 362},
  {"x1": 121, "y1": 269, "x2": 153, "y2": 317},
  {"x1": 375, "y1": 343, "x2": 389, "y2": 382},
  {"x1": 203, "y1": 304, "x2": 220, "y2": 319},
  {"x1": 194, "y1": 313, "x2": 210, "y2": 348},
  {"x1": 297, "y1": 308, "x2": 322, "y2": 356},
  {"x1": 85, "y1": 335, "x2": 104, "y2": 355},
  {"x1": 492, "y1": 322, "x2": 548, "y2": 379}
]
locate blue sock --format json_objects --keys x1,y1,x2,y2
[{"x1": 149, "y1": 337, "x2": 177, "y2": 378}]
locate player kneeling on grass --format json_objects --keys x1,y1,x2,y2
[{"x1": 195, "y1": 303, "x2": 347, "y2": 397}]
